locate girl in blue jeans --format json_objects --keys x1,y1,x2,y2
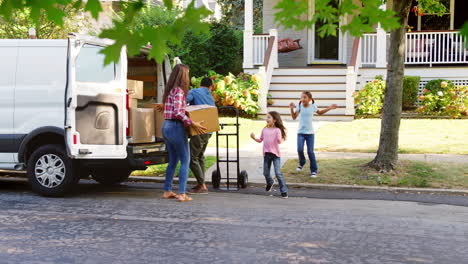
[
  {"x1": 159, "y1": 64, "x2": 205, "y2": 202},
  {"x1": 289, "y1": 91, "x2": 337, "y2": 178},
  {"x1": 251, "y1": 111, "x2": 288, "y2": 198}
]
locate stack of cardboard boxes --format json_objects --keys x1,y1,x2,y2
[
  {"x1": 128, "y1": 80, "x2": 155, "y2": 143},
  {"x1": 127, "y1": 80, "x2": 220, "y2": 143}
]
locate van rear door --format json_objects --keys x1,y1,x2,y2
[{"x1": 65, "y1": 35, "x2": 127, "y2": 159}]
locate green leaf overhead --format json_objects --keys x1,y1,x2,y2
[
  {"x1": 274, "y1": 0, "x2": 449, "y2": 37},
  {"x1": 462, "y1": 22, "x2": 468, "y2": 48},
  {"x1": 99, "y1": 0, "x2": 211, "y2": 64},
  {"x1": 163, "y1": 0, "x2": 173, "y2": 10},
  {"x1": 84, "y1": 0, "x2": 102, "y2": 19}
]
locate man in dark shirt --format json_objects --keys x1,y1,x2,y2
[{"x1": 187, "y1": 77, "x2": 216, "y2": 194}]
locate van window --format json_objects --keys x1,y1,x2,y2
[{"x1": 76, "y1": 44, "x2": 115, "y2": 83}]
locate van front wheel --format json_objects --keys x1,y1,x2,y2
[
  {"x1": 91, "y1": 169, "x2": 132, "y2": 185},
  {"x1": 27, "y1": 144, "x2": 79, "y2": 197}
]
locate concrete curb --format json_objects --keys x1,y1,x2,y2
[{"x1": 129, "y1": 176, "x2": 468, "y2": 196}]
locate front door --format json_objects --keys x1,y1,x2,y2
[
  {"x1": 309, "y1": 0, "x2": 341, "y2": 63},
  {"x1": 314, "y1": 21, "x2": 340, "y2": 61}
]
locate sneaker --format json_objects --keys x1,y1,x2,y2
[
  {"x1": 296, "y1": 166, "x2": 303, "y2": 172},
  {"x1": 310, "y1": 172, "x2": 318, "y2": 178},
  {"x1": 266, "y1": 183, "x2": 273, "y2": 192},
  {"x1": 281, "y1": 192, "x2": 288, "y2": 199}
]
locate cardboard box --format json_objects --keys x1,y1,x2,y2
[
  {"x1": 129, "y1": 98, "x2": 138, "y2": 108},
  {"x1": 144, "y1": 103, "x2": 165, "y2": 138},
  {"x1": 129, "y1": 108, "x2": 155, "y2": 143},
  {"x1": 186, "y1": 105, "x2": 219, "y2": 136},
  {"x1": 127, "y1": 80, "x2": 143, "y2": 99}
]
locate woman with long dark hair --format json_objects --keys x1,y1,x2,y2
[{"x1": 161, "y1": 64, "x2": 205, "y2": 202}]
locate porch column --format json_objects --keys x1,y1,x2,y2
[
  {"x1": 243, "y1": 0, "x2": 254, "y2": 69},
  {"x1": 375, "y1": 3, "x2": 387, "y2": 68}
]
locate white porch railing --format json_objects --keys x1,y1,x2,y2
[
  {"x1": 253, "y1": 34, "x2": 270, "y2": 65},
  {"x1": 405, "y1": 31, "x2": 467, "y2": 65},
  {"x1": 361, "y1": 33, "x2": 378, "y2": 65},
  {"x1": 361, "y1": 31, "x2": 468, "y2": 67}
]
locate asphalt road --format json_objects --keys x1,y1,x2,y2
[{"x1": 0, "y1": 179, "x2": 468, "y2": 264}]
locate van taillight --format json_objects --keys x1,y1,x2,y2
[
  {"x1": 73, "y1": 134, "x2": 77, "y2": 145},
  {"x1": 126, "y1": 89, "x2": 130, "y2": 136}
]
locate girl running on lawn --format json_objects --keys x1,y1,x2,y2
[
  {"x1": 250, "y1": 111, "x2": 288, "y2": 199},
  {"x1": 289, "y1": 91, "x2": 337, "y2": 178}
]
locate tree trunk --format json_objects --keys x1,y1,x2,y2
[{"x1": 368, "y1": 0, "x2": 412, "y2": 172}]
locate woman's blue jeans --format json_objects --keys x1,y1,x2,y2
[
  {"x1": 162, "y1": 120, "x2": 190, "y2": 193},
  {"x1": 297, "y1": 133, "x2": 318, "y2": 173}
]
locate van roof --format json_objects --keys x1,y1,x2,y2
[
  {"x1": 0, "y1": 39, "x2": 67, "y2": 47},
  {"x1": 0, "y1": 38, "x2": 153, "y2": 56}
]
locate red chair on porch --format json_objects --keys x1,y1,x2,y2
[{"x1": 278, "y1": 38, "x2": 302, "y2": 53}]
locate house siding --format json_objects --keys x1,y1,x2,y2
[
  {"x1": 262, "y1": 0, "x2": 376, "y2": 67},
  {"x1": 263, "y1": 0, "x2": 308, "y2": 67}
]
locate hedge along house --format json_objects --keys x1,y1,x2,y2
[{"x1": 243, "y1": 0, "x2": 468, "y2": 120}]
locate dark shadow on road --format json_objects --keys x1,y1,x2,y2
[{"x1": 1, "y1": 177, "x2": 467, "y2": 207}]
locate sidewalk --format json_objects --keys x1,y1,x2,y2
[
  {"x1": 130, "y1": 120, "x2": 467, "y2": 195},
  {"x1": 202, "y1": 120, "x2": 467, "y2": 185}
]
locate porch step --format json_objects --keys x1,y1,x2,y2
[
  {"x1": 271, "y1": 98, "x2": 346, "y2": 107},
  {"x1": 273, "y1": 68, "x2": 348, "y2": 75},
  {"x1": 265, "y1": 67, "x2": 353, "y2": 121},
  {"x1": 268, "y1": 106, "x2": 347, "y2": 115},
  {"x1": 259, "y1": 113, "x2": 354, "y2": 122},
  {"x1": 269, "y1": 90, "x2": 346, "y2": 99},
  {"x1": 269, "y1": 83, "x2": 346, "y2": 91},
  {"x1": 271, "y1": 75, "x2": 347, "y2": 83}
]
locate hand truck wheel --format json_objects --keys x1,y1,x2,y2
[
  {"x1": 212, "y1": 170, "x2": 221, "y2": 189},
  {"x1": 238, "y1": 170, "x2": 248, "y2": 189}
]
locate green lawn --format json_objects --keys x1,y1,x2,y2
[
  {"x1": 315, "y1": 119, "x2": 468, "y2": 154},
  {"x1": 283, "y1": 158, "x2": 468, "y2": 189},
  {"x1": 207, "y1": 117, "x2": 266, "y2": 148},
  {"x1": 131, "y1": 156, "x2": 216, "y2": 177}
]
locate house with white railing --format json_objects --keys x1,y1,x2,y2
[{"x1": 243, "y1": 0, "x2": 468, "y2": 120}]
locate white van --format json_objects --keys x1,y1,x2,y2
[{"x1": 0, "y1": 34, "x2": 169, "y2": 196}]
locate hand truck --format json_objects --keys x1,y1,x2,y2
[{"x1": 211, "y1": 106, "x2": 248, "y2": 190}]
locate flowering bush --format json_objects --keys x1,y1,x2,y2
[
  {"x1": 417, "y1": 81, "x2": 468, "y2": 118},
  {"x1": 402, "y1": 76, "x2": 420, "y2": 109},
  {"x1": 190, "y1": 71, "x2": 261, "y2": 115},
  {"x1": 353, "y1": 78, "x2": 386, "y2": 116}
]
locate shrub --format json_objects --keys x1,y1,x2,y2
[
  {"x1": 402, "y1": 76, "x2": 420, "y2": 109},
  {"x1": 354, "y1": 79, "x2": 386, "y2": 116},
  {"x1": 191, "y1": 71, "x2": 261, "y2": 116},
  {"x1": 172, "y1": 22, "x2": 243, "y2": 77},
  {"x1": 417, "y1": 84, "x2": 468, "y2": 118},
  {"x1": 424, "y1": 79, "x2": 455, "y2": 94}
]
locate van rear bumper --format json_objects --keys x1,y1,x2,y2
[
  {"x1": 126, "y1": 145, "x2": 169, "y2": 170},
  {"x1": 79, "y1": 143, "x2": 168, "y2": 171}
]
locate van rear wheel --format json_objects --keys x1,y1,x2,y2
[
  {"x1": 91, "y1": 169, "x2": 132, "y2": 185},
  {"x1": 27, "y1": 144, "x2": 79, "y2": 197}
]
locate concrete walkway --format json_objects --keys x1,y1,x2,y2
[{"x1": 203, "y1": 120, "x2": 468, "y2": 185}]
